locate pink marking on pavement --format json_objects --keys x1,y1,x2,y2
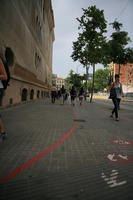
[
  {"x1": 112, "y1": 139, "x2": 133, "y2": 145},
  {"x1": 0, "y1": 122, "x2": 77, "y2": 185}
]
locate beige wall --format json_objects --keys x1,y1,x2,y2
[{"x1": 0, "y1": 0, "x2": 54, "y2": 106}]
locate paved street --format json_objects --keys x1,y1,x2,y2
[{"x1": 0, "y1": 98, "x2": 133, "y2": 200}]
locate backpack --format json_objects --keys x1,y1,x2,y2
[{"x1": 1, "y1": 59, "x2": 10, "y2": 90}]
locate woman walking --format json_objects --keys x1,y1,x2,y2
[
  {"x1": 110, "y1": 74, "x2": 124, "y2": 121},
  {"x1": 51, "y1": 84, "x2": 57, "y2": 103},
  {"x1": 79, "y1": 86, "x2": 84, "y2": 106},
  {"x1": 70, "y1": 86, "x2": 76, "y2": 106}
]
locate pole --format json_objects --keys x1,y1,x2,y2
[
  {"x1": 86, "y1": 66, "x2": 89, "y2": 92},
  {"x1": 90, "y1": 64, "x2": 95, "y2": 103}
]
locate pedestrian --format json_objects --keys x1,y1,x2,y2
[
  {"x1": 51, "y1": 84, "x2": 57, "y2": 103},
  {"x1": 70, "y1": 86, "x2": 76, "y2": 106},
  {"x1": 0, "y1": 46, "x2": 7, "y2": 140},
  {"x1": 64, "y1": 89, "x2": 69, "y2": 101},
  {"x1": 109, "y1": 74, "x2": 124, "y2": 121},
  {"x1": 57, "y1": 89, "x2": 61, "y2": 99},
  {"x1": 60, "y1": 85, "x2": 66, "y2": 104},
  {"x1": 78, "y1": 86, "x2": 84, "y2": 106}
]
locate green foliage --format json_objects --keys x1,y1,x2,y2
[
  {"x1": 106, "y1": 20, "x2": 133, "y2": 74},
  {"x1": 71, "y1": 5, "x2": 107, "y2": 66},
  {"x1": 71, "y1": 5, "x2": 107, "y2": 102},
  {"x1": 87, "y1": 80, "x2": 92, "y2": 92},
  {"x1": 65, "y1": 70, "x2": 83, "y2": 90},
  {"x1": 94, "y1": 68, "x2": 110, "y2": 91},
  {"x1": 110, "y1": 21, "x2": 122, "y2": 31}
]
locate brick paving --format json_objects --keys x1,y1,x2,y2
[{"x1": 0, "y1": 98, "x2": 133, "y2": 200}]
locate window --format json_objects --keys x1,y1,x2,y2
[
  {"x1": 35, "y1": 52, "x2": 38, "y2": 69},
  {"x1": 43, "y1": 2, "x2": 45, "y2": 20},
  {"x1": 35, "y1": 16, "x2": 42, "y2": 42},
  {"x1": 35, "y1": 52, "x2": 41, "y2": 69},
  {"x1": 37, "y1": 90, "x2": 40, "y2": 98}
]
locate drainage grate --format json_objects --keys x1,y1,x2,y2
[{"x1": 74, "y1": 119, "x2": 86, "y2": 122}]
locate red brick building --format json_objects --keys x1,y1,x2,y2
[{"x1": 110, "y1": 63, "x2": 133, "y2": 93}]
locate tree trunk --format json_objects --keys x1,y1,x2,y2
[
  {"x1": 86, "y1": 66, "x2": 89, "y2": 92},
  {"x1": 118, "y1": 63, "x2": 121, "y2": 75},
  {"x1": 90, "y1": 64, "x2": 95, "y2": 103}
]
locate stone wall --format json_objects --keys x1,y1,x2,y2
[{"x1": 0, "y1": 0, "x2": 54, "y2": 106}]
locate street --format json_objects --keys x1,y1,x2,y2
[{"x1": 0, "y1": 98, "x2": 133, "y2": 200}]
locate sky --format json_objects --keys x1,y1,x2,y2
[{"x1": 52, "y1": 0, "x2": 133, "y2": 78}]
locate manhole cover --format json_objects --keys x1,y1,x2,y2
[{"x1": 74, "y1": 119, "x2": 86, "y2": 122}]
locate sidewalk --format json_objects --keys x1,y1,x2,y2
[{"x1": 0, "y1": 98, "x2": 133, "y2": 200}]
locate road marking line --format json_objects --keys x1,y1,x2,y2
[{"x1": 0, "y1": 122, "x2": 77, "y2": 185}]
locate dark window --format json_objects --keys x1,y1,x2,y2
[
  {"x1": 21, "y1": 88, "x2": 28, "y2": 101},
  {"x1": 9, "y1": 98, "x2": 13, "y2": 105},
  {"x1": 35, "y1": 52, "x2": 41, "y2": 69},
  {"x1": 30, "y1": 89, "x2": 34, "y2": 100},
  {"x1": 41, "y1": 91, "x2": 43, "y2": 98},
  {"x1": 37, "y1": 90, "x2": 40, "y2": 98}
]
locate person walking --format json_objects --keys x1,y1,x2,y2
[
  {"x1": 70, "y1": 86, "x2": 76, "y2": 106},
  {"x1": 110, "y1": 74, "x2": 124, "y2": 121},
  {"x1": 0, "y1": 46, "x2": 7, "y2": 140},
  {"x1": 78, "y1": 86, "x2": 84, "y2": 106},
  {"x1": 51, "y1": 84, "x2": 57, "y2": 103},
  {"x1": 60, "y1": 85, "x2": 66, "y2": 104}
]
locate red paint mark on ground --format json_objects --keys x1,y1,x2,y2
[{"x1": 0, "y1": 122, "x2": 77, "y2": 185}]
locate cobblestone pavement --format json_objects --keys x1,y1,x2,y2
[{"x1": 0, "y1": 98, "x2": 133, "y2": 200}]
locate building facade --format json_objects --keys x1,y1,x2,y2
[
  {"x1": 0, "y1": 0, "x2": 55, "y2": 106},
  {"x1": 110, "y1": 63, "x2": 133, "y2": 93},
  {"x1": 56, "y1": 77, "x2": 66, "y2": 90}
]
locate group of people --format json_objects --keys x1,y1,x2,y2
[
  {"x1": 51, "y1": 85, "x2": 68, "y2": 104},
  {"x1": 0, "y1": 45, "x2": 12, "y2": 140},
  {"x1": 51, "y1": 84, "x2": 85, "y2": 106},
  {"x1": 70, "y1": 86, "x2": 85, "y2": 106},
  {"x1": 51, "y1": 74, "x2": 124, "y2": 121}
]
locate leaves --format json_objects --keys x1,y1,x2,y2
[
  {"x1": 94, "y1": 68, "x2": 110, "y2": 91},
  {"x1": 71, "y1": 5, "x2": 107, "y2": 66},
  {"x1": 106, "y1": 21, "x2": 133, "y2": 74},
  {"x1": 65, "y1": 70, "x2": 83, "y2": 90},
  {"x1": 109, "y1": 20, "x2": 122, "y2": 32}
]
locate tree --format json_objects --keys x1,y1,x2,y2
[
  {"x1": 87, "y1": 79, "x2": 92, "y2": 92},
  {"x1": 108, "y1": 20, "x2": 133, "y2": 75},
  {"x1": 71, "y1": 5, "x2": 107, "y2": 102},
  {"x1": 94, "y1": 68, "x2": 110, "y2": 92},
  {"x1": 65, "y1": 70, "x2": 83, "y2": 90}
]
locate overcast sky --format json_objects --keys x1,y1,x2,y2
[{"x1": 52, "y1": 0, "x2": 133, "y2": 78}]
